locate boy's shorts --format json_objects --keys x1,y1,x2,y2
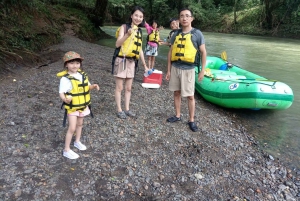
[
  {"x1": 169, "y1": 66, "x2": 195, "y2": 97},
  {"x1": 113, "y1": 57, "x2": 135, "y2": 78}
]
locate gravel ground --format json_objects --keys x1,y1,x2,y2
[{"x1": 0, "y1": 35, "x2": 299, "y2": 201}]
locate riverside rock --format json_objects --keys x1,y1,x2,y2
[{"x1": 0, "y1": 35, "x2": 298, "y2": 200}]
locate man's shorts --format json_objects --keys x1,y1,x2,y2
[
  {"x1": 113, "y1": 57, "x2": 135, "y2": 78},
  {"x1": 169, "y1": 66, "x2": 195, "y2": 97}
]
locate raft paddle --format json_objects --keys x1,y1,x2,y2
[{"x1": 221, "y1": 51, "x2": 227, "y2": 61}]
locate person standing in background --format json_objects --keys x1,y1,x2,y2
[
  {"x1": 144, "y1": 19, "x2": 163, "y2": 69},
  {"x1": 166, "y1": 18, "x2": 180, "y2": 47}
]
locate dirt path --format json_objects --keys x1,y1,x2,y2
[{"x1": 0, "y1": 35, "x2": 298, "y2": 201}]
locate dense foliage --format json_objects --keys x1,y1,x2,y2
[
  {"x1": 105, "y1": 0, "x2": 300, "y2": 36},
  {"x1": 0, "y1": 0, "x2": 299, "y2": 72}
]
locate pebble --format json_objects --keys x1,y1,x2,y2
[{"x1": 0, "y1": 35, "x2": 298, "y2": 201}]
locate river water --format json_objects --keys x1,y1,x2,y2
[
  {"x1": 203, "y1": 33, "x2": 300, "y2": 170},
  {"x1": 99, "y1": 27, "x2": 300, "y2": 170}
]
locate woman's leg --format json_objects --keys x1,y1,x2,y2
[
  {"x1": 115, "y1": 77, "x2": 124, "y2": 112},
  {"x1": 124, "y1": 78, "x2": 133, "y2": 111},
  {"x1": 64, "y1": 115, "x2": 77, "y2": 152}
]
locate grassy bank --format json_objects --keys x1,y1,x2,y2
[{"x1": 0, "y1": 2, "x2": 103, "y2": 73}]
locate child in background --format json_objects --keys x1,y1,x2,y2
[
  {"x1": 166, "y1": 18, "x2": 180, "y2": 47},
  {"x1": 144, "y1": 20, "x2": 163, "y2": 69},
  {"x1": 57, "y1": 51, "x2": 100, "y2": 159}
]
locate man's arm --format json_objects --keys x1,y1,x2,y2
[
  {"x1": 198, "y1": 44, "x2": 207, "y2": 81},
  {"x1": 165, "y1": 45, "x2": 173, "y2": 81}
]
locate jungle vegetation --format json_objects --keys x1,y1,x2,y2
[{"x1": 0, "y1": 0, "x2": 299, "y2": 72}]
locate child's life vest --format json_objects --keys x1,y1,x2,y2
[
  {"x1": 57, "y1": 69, "x2": 94, "y2": 127},
  {"x1": 147, "y1": 29, "x2": 160, "y2": 44}
]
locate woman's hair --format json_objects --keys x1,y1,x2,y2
[
  {"x1": 64, "y1": 59, "x2": 83, "y2": 70},
  {"x1": 128, "y1": 6, "x2": 145, "y2": 26}
]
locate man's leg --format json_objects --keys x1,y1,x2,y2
[
  {"x1": 174, "y1": 90, "x2": 181, "y2": 118},
  {"x1": 187, "y1": 95, "x2": 198, "y2": 132},
  {"x1": 167, "y1": 67, "x2": 182, "y2": 122},
  {"x1": 187, "y1": 95, "x2": 195, "y2": 122}
]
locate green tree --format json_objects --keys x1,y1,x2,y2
[{"x1": 261, "y1": 0, "x2": 300, "y2": 31}]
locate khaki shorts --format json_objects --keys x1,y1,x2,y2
[
  {"x1": 113, "y1": 57, "x2": 135, "y2": 78},
  {"x1": 169, "y1": 66, "x2": 195, "y2": 97}
]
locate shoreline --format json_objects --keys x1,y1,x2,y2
[{"x1": 0, "y1": 35, "x2": 298, "y2": 200}]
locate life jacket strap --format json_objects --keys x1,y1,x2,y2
[
  {"x1": 60, "y1": 102, "x2": 68, "y2": 127},
  {"x1": 88, "y1": 105, "x2": 94, "y2": 118},
  {"x1": 116, "y1": 55, "x2": 137, "y2": 60},
  {"x1": 63, "y1": 109, "x2": 67, "y2": 127}
]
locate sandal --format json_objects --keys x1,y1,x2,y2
[
  {"x1": 167, "y1": 116, "x2": 181, "y2": 123},
  {"x1": 117, "y1": 111, "x2": 127, "y2": 119},
  {"x1": 124, "y1": 110, "x2": 136, "y2": 117},
  {"x1": 188, "y1": 121, "x2": 198, "y2": 132}
]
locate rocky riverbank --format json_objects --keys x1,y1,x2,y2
[{"x1": 0, "y1": 35, "x2": 299, "y2": 201}]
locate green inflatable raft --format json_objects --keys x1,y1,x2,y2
[{"x1": 195, "y1": 56, "x2": 294, "y2": 110}]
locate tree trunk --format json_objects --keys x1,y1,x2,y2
[
  {"x1": 93, "y1": 0, "x2": 108, "y2": 27},
  {"x1": 233, "y1": 0, "x2": 237, "y2": 24},
  {"x1": 263, "y1": 0, "x2": 280, "y2": 29},
  {"x1": 149, "y1": 0, "x2": 153, "y2": 19}
]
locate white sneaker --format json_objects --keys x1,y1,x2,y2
[
  {"x1": 74, "y1": 141, "x2": 87, "y2": 151},
  {"x1": 63, "y1": 149, "x2": 79, "y2": 159}
]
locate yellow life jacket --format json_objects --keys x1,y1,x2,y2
[
  {"x1": 57, "y1": 70, "x2": 91, "y2": 114},
  {"x1": 171, "y1": 29, "x2": 199, "y2": 65},
  {"x1": 148, "y1": 30, "x2": 159, "y2": 44},
  {"x1": 118, "y1": 25, "x2": 142, "y2": 59}
]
